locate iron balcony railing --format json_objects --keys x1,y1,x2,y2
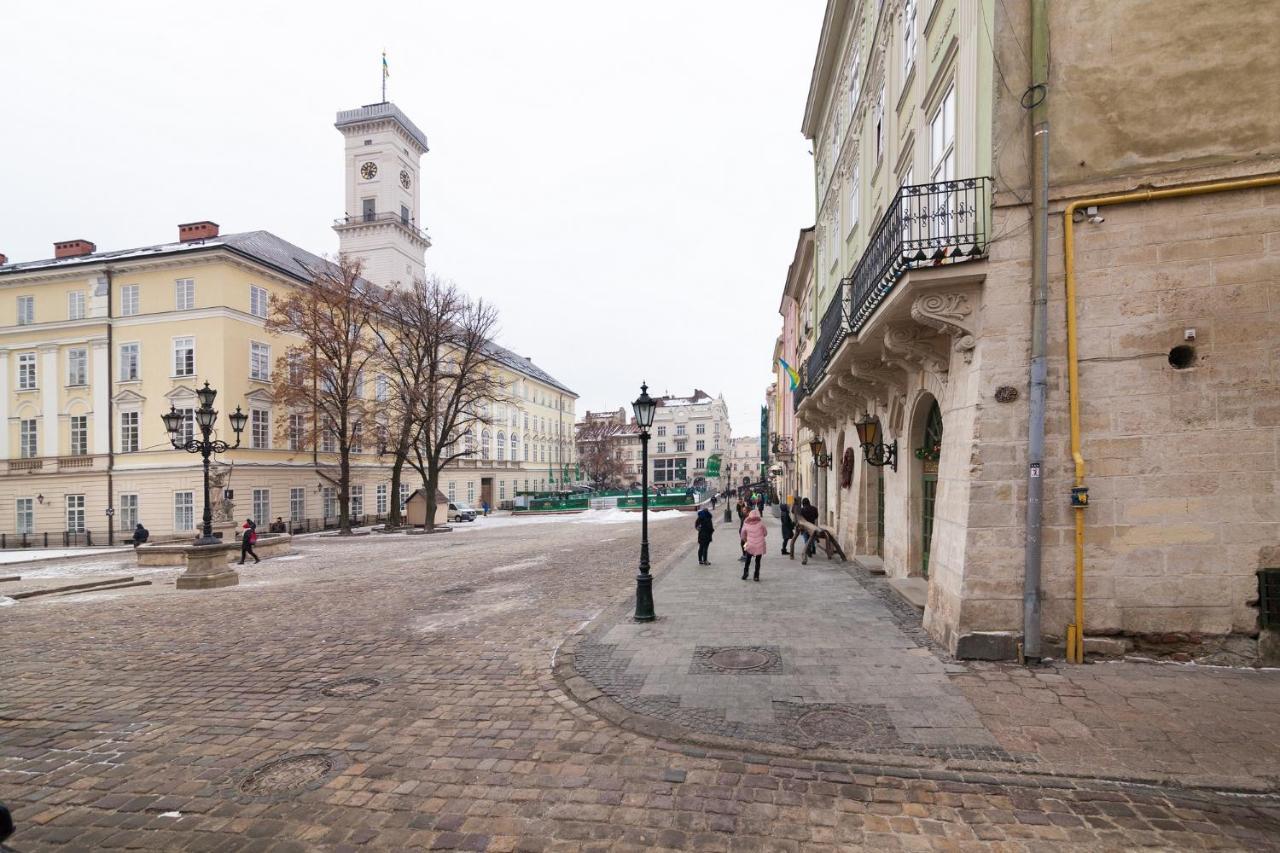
[
  {"x1": 793, "y1": 367, "x2": 809, "y2": 410},
  {"x1": 805, "y1": 176, "x2": 992, "y2": 387},
  {"x1": 333, "y1": 212, "x2": 430, "y2": 242}
]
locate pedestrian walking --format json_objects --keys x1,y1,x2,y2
[
  {"x1": 739, "y1": 509, "x2": 767, "y2": 582},
  {"x1": 710, "y1": 494, "x2": 718, "y2": 510},
  {"x1": 694, "y1": 507, "x2": 715, "y2": 565},
  {"x1": 779, "y1": 503, "x2": 794, "y2": 555},
  {"x1": 238, "y1": 517, "x2": 260, "y2": 565},
  {"x1": 481, "y1": 500, "x2": 490, "y2": 517},
  {"x1": 798, "y1": 497, "x2": 819, "y2": 557}
]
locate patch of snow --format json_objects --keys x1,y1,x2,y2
[
  {"x1": 490, "y1": 557, "x2": 547, "y2": 573},
  {"x1": 0, "y1": 548, "x2": 130, "y2": 566},
  {"x1": 274, "y1": 555, "x2": 306, "y2": 561},
  {"x1": 158, "y1": 811, "x2": 182, "y2": 818},
  {"x1": 21, "y1": 562, "x2": 170, "y2": 580},
  {"x1": 0, "y1": 596, "x2": 16, "y2": 606},
  {"x1": 450, "y1": 507, "x2": 685, "y2": 531}
]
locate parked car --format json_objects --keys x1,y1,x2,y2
[{"x1": 449, "y1": 502, "x2": 477, "y2": 523}]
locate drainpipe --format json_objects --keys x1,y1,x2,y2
[
  {"x1": 1022, "y1": 0, "x2": 1050, "y2": 663},
  {"x1": 1059, "y1": 172, "x2": 1280, "y2": 663},
  {"x1": 105, "y1": 267, "x2": 115, "y2": 547}
]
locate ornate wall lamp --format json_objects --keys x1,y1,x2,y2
[
  {"x1": 855, "y1": 416, "x2": 897, "y2": 471},
  {"x1": 809, "y1": 437, "x2": 833, "y2": 469}
]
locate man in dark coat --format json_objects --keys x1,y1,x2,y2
[
  {"x1": 798, "y1": 498, "x2": 819, "y2": 557},
  {"x1": 128, "y1": 523, "x2": 149, "y2": 548},
  {"x1": 779, "y1": 503, "x2": 794, "y2": 555},
  {"x1": 694, "y1": 507, "x2": 715, "y2": 565}
]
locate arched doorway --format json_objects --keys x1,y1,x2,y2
[{"x1": 918, "y1": 400, "x2": 943, "y2": 578}]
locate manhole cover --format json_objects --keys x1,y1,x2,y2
[
  {"x1": 239, "y1": 754, "x2": 334, "y2": 796},
  {"x1": 319, "y1": 677, "x2": 380, "y2": 698},
  {"x1": 709, "y1": 649, "x2": 772, "y2": 670},
  {"x1": 797, "y1": 709, "x2": 874, "y2": 744}
]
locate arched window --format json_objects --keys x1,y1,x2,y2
[
  {"x1": 510, "y1": 433, "x2": 519, "y2": 458},
  {"x1": 497, "y1": 431, "x2": 506, "y2": 461},
  {"x1": 481, "y1": 429, "x2": 492, "y2": 460},
  {"x1": 464, "y1": 432, "x2": 476, "y2": 456},
  {"x1": 524, "y1": 434, "x2": 531, "y2": 460}
]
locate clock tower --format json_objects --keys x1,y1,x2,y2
[{"x1": 333, "y1": 102, "x2": 430, "y2": 289}]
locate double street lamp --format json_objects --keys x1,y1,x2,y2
[
  {"x1": 161, "y1": 382, "x2": 248, "y2": 546},
  {"x1": 632, "y1": 382, "x2": 657, "y2": 622}
]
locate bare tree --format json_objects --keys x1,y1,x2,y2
[
  {"x1": 268, "y1": 254, "x2": 379, "y2": 534},
  {"x1": 374, "y1": 276, "x2": 506, "y2": 530},
  {"x1": 576, "y1": 422, "x2": 628, "y2": 488}
]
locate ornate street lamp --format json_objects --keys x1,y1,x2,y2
[
  {"x1": 631, "y1": 382, "x2": 657, "y2": 622},
  {"x1": 855, "y1": 415, "x2": 898, "y2": 471},
  {"x1": 163, "y1": 382, "x2": 248, "y2": 545},
  {"x1": 809, "y1": 436, "x2": 833, "y2": 469}
]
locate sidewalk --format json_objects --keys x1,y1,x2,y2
[{"x1": 562, "y1": 511, "x2": 1280, "y2": 792}]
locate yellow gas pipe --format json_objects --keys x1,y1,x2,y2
[{"x1": 1061, "y1": 173, "x2": 1280, "y2": 664}]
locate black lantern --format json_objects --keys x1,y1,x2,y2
[
  {"x1": 161, "y1": 383, "x2": 248, "y2": 545},
  {"x1": 809, "y1": 436, "x2": 832, "y2": 469},
  {"x1": 631, "y1": 382, "x2": 656, "y2": 622},
  {"x1": 855, "y1": 415, "x2": 898, "y2": 471}
]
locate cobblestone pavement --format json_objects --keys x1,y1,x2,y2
[{"x1": 2, "y1": 516, "x2": 1280, "y2": 850}]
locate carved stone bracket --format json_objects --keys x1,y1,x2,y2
[
  {"x1": 910, "y1": 291, "x2": 978, "y2": 364},
  {"x1": 883, "y1": 324, "x2": 950, "y2": 377}
]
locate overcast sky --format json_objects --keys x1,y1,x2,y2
[{"x1": 1, "y1": 0, "x2": 822, "y2": 438}]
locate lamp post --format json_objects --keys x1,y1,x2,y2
[
  {"x1": 162, "y1": 382, "x2": 248, "y2": 545},
  {"x1": 632, "y1": 382, "x2": 657, "y2": 622}
]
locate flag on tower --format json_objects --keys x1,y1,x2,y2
[{"x1": 382, "y1": 51, "x2": 390, "y2": 79}]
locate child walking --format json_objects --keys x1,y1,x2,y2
[{"x1": 739, "y1": 509, "x2": 767, "y2": 582}]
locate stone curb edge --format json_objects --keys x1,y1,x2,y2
[{"x1": 551, "y1": 543, "x2": 1280, "y2": 802}]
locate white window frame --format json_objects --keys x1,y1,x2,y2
[
  {"x1": 901, "y1": 0, "x2": 917, "y2": 86},
  {"x1": 290, "y1": 487, "x2": 306, "y2": 521},
  {"x1": 250, "y1": 341, "x2": 271, "y2": 381},
  {"x1": 119, "y1": 493, "x2": 139, "y2": 530},
  {"x1": 930, "y1": 85, "x2": 956, "y2": 183},
  {"x1": 249, "y1": 285, "x2": 269, "y2": 318},
  {"x1": 874, "y1": 85, "x2": 885, "y2": 161},
  {"x1": 16, "y1": 295, "x2": 34, "y2": 326},
  {"x1": 375, "y1": 373, "x2": 388, "y2": 402},
  {"x1": 250, "y1": 408, "x2": 270, "y2": 449},
  {"x1": 252, "y1": 489, "x2": 270, "y2": 525},
  {"x1": 120, "y1": 410, "x2": 140, "y2": 453},
  {"x1": 173, "y1": 336, "x2": 195, "y2": 377},
  {"x1": 177, "y1": 408, "x2": 195, "y2": 446},
  {"x1": 175, "y1": 278, "x2": 194, "y2": 310},
  {"x1": 120, "y1": 284, "x2": 140, "y2": 317},
  {"x1": 69, "y1": 415, "x2": 88, "y2": 456},
  {"x1": 174, "y1": 491, "x2": 195, "y2": 531},
  {"x1": 65, "y1": 494, "x2": 85, "y2": 533},
  {"x1": 17, "y1": 351, "x2": 36, "y2": 390},
  {"x1": 119, "y1": 342, "x2": 140, "y2": 381},
  {"x1": 349, "y1": 485, "x2": 364, "y2": 517},
  {"x1": 67, "y1": 290, "x2": 86, "y2": 321},
  {"x1": 376, "y1": 484, "x2": 388, "y2": 515},
  {"x1": 19, "y1": 419, "x2": 37, "y2": 458},
  {"x1": 67, "y1": 347, "x2": 87, "y2": 386},
  {"x1": 288, "y1": 413, "x2": 305, "y2": 451},
  {"x1": 15, "y1": 498, "x2": 33, "y2": 534}
]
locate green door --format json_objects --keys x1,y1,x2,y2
[
  {"x1": 920, "y1": 401, "x2": 943, "y2": 578},
  {"x1": 875, "y1": 469, "x2": 885, "y2": 557}
]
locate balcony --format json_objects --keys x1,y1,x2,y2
[
  {"x1": 333, "y1": 212, "x2": 430, "y2": 243},
  {"x1": 803, "y1": 177, "x2": 991, "y2": 392}
]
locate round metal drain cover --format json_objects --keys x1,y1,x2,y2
[
  {"x1": 797, "y1": 709, "x2": 874, "y2": 744},
  {"x1": 320, "y1": 677, "x2": 380, "y2": 698},
  {"x1": 709, "y1": 648, "x2": 773, "y2": 670},
  {"x1": 239, "y1": 753, "x2": 334, "y2": 796}
]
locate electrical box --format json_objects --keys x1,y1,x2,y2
[{"x1": 1070, "y1": 487, "x2": 1089, "y2": 508}]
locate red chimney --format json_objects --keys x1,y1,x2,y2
[
  {"x1": 178, "y1": 221, "x2": 219, "y2": 242},
  {"x1": 54, "y1": 240, "x2": 96, "y2": 259}
]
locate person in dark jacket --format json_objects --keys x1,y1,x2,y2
[
  {"x1": 694, "y1": 507, "x2": 715, "y2": 565},
  {"x1": 128, "y1": 523, "x2": 150, "y2": 547},
  {"x1": 779, "y1": 504, "x2": 794, "y2": 555},
  {"x1": 798, "y1": 498, "x2": 819, "y2": 557},
  {"x1": 238, "y1": 518, "x2": 260, "y2": 565}
]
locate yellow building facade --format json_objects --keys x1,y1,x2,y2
[{"x1": 0, "y1": 101, "x2": 576, "y2": 541}]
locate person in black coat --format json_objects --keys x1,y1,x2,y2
[
  {"x1": 238, "y1": 518, "x2": 260, "y2": 565},
  {"x1": 779, "y1": 504, "x2": 794, "y2": 555},
  {"x1": 128, "y1": 523, "x2": 149, "y2": 548},
  {"x1": 694, "y1": 507, "x2": 715, "y2": 565}
]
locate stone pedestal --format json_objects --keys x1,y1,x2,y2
[{"x1": 175, "y1": 542, "x2": 239, "y2": 590}]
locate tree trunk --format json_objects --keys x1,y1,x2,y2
[
  {"x1": 338, "y1": 449, "x2": 351, "y2": 534},
  {"x1": 388, "y1": 453, "x2": 406, "y2": 528},
  {"x1": 424, "y1": 471, "x2": 439, "y2": 532}
]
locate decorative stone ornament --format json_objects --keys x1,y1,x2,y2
[{"x1": 910, "y1": 291, "x2": 978, "y2": 363}]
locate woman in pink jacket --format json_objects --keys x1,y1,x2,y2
[{"x1": 739, "y1": 509, "x2": 767, "y2": 582}]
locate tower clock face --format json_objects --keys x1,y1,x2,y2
[
  {"x1": 400, "y1": 170, "x2": 411, "y2": 189},
  {"x1": 360, "y1": 161, "x2": 378, "y2": 180}
]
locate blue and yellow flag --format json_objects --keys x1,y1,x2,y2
[
  {"x1": 778, "y1": 358, "x2": 800, "y2": 391},
  {"x1": 382, "y1": 51, "x2": 390, "y2": 79}
]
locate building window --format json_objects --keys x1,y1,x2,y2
[
  {"x1": 874, "y1": 84, "x2": 885, "y2": 160},
  {"x1": 322, "y1": 487, "x2": 337, "y2": 519},
  {"x1": 175, "y1": 278, "x2": 194, "y2": 310},
  {"x1": 17, "y1": 352, "x2": 36, "y2": 390},
  {"x1": 119, "y1": 343, "x2": 140, "y2": 381},
  {"x1": 173, "y1": 337, "x2": 195, "y2": 376},
  {"x1": 653, "y1": 458, "x2": 686, "y2": 483},
  {"x1": 349, "y1": 485, "x2": 364, "y2": 518},
  {"x1": 375, "y1": 374, "x2": 388, "y2": 402},
  {"x1": 120, "y1": 411, "x2": 139, "y2": 453},
  {"x1": 177, "y1": 408, "x2": 195, "y2": 445},
  {"x1": 467, "y1": 481, "x2": 475, "y2": 503},
  {"x1": 676, "y1": 425, "x2": 686, "y2": 436},
  {"x1": 119, "y1": 494, "x2": 138, "y2": 530},
  {"x1": 930, "y1": 85, "x2": 956, "y2": 183},
  {"x1": 656, "y1": 426, "x2": 666, "y2": 437},
  {"x1": 252, "y1": 489, "x2": 270, "y2": 524},
  {"x1": 362, "y1": 198, "x2": 376, "y2": 221},
  {"x1": 695, "y1": 457, "x2": 705, "y2": 469},
  {"x1": 65, "y1": 494, "x2": 85, "y2": 533},
  {"x1": 15, "y1": 498, "x2": 33, "y2": 534},
  {"x1": 696, "y1": 439, "x2": 705, "y2": 451},
  {"x1": 847, "y1": 165, "x2": 860, "y2": 235},
  {"x1": 70, "y1": 415, "x2": 88, "y2": 456},
  {"x1": 481, "y1": 429, "x2": 491, "y2": 460},
  {"x1": 287, "y1": 353, "x2": 305, "y2": 386},
  {"x1": 847, "y1": 49, "x2": 861, "y2": 117},
  {"x1": 290, "y1": 488, "x2": 306, "y2": 521},
  {"x1": 399, "y1": 483, "x2": 410, "y2": 510},
  {"x1": 19, "y1": 419, "x2": 37, "y2": 458},
  {"x1": 497, "y1": 431, "x2": 506, "y2": 461},
  {"x1": 321, "y1": 419, "x2": 336, "y2": 453},
  {"x1": 250, "y1": 409, "x2": 270, "y2": 449},
  {"x1": 249, "y1": 342, "x2": 271, "y2": 381},
  {"x1": 675, "y1": 439, "x2": 687, "y2": 452},
  {"x1": 351, "y1": 421, "x2": 363, "y2": 453},
  {"x1": 499, "y1": 480, "x2": 506, "y2": 500},
  {"x1": 696, "y1": 423, "x2": 705, "y2": 435},
  {"x1": 67, "y1": 348, "x2": 87, "y2": 386},
  {"x1": 174, "y1": 491, "x2": 195, "y2": 530},
  {"x1": 67, "y1": 291, "x2": 86, "y2": 320},
  {"x1": 16, "y1": 295, "x2": 33, "y2": 325},
  {"x1": 448, "y1": 480, "x2": 456, "y2": 501},
  {"x1": 376, "y1": 483, "x2": 388, "y2": 515},
  {"x1": 400, "y1": 204, "x2": 410, "y2": 226},
  {"x1": 510, "y1": 433, "x2": 519, "y2": 459},
  {"x1": 902, "y1": 0, "x2": 917, "y2": 84},
  {"x1": 288, "y1": 413, "x2": 304, "y2": 451},
  {"x1": 249, "y1": 285, "x2": 269, "y2": 318},
  {"x1": 120, "y1": 284, "x2": 140, "y2": 316}
]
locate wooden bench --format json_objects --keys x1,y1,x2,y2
[{"x1": 789, "y1": 519, "x2": 848, "y2": 565}]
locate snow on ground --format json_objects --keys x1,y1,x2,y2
[
  {"x1": 0, "y1": 547, "x2": 131, "y2": 566},
  {"x1": 452, "y1": 508, "x2": 685, "y2": 531},
  {"x1": 0, "y1": 596, "x2": 16, "y2": 606},
  {"x1": 18, "y1": 560, "x2": 172, "y2": 581}
]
